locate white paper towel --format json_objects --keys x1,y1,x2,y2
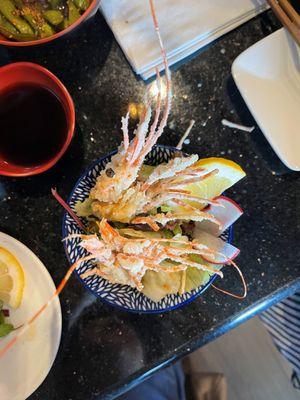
[{"x1": 100, "y1": 0, "x2": 268, "y2": 80}]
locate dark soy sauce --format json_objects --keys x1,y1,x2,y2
[{"x1": 0, "y1": 83, "x2": 68, "y2": 167}]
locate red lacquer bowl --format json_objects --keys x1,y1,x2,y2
[
  {"x1": 0, "y1": 62, "x2": 75, "y2": 177},
  {"x1": 0, "y1": 0, "x2": 100, "y2": 47}
]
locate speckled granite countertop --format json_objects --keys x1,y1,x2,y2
[{"x1": 0, "y1": 9, "x2": 299, "y2": 400}]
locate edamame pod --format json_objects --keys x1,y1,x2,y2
[
  {"x1": 13, "y1": 0, "x2": 54, "y2": 38},
  {"x1": 43, "y1": 10, "x2": 64, "y2": 26},
  {"x1": 0, "y1": 0, "x2": 33, "y2": 35},
  {"x1": 0, "y1": 25, "x2": 35, "y2": 41},
  {"x1": 0, "y1": 12, "x2": 18, "y2": 35},
  {"x1": 62, "y1": 0, "x2": 80, "y2": 29},
  {"x1": 49, "y1": 0, "x2": 65, "y2": 9},
  {"x1": 73, "y1": 0, "x2": 89, "y2": 12}
]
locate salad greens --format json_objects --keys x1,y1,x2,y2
[
  {"x1": 142, "y1": 254, "x2": 220, "y2": 302},
  {"x1": 0, "y1": 300, "x2": 13, "y2": 338}
]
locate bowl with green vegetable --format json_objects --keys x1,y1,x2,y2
[{"x1": 0, "y1": 0, "x2": 100, "y2": 46}]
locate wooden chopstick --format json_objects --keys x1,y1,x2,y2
[
  {"x1": 278, "y1": 0, "x2": 300, "y2": 29},
  {"x1": 267, "y1": 0, "x2": 300, "y2": 46}
]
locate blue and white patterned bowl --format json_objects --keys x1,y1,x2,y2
[{"x1": 62, "y1": 145, "x2": 232, "y2": 313}]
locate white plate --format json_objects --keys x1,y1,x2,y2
[
  {"x1": 232, "y1": 28, "x2": 300, "y2": 171},
  {"x1": 0, "y1": 233, "x2": 62, "y2": 400}
]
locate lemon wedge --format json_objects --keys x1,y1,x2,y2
[
  {"x1": 190, "y1": 157, "x2": 246, "y2": 197},
  {"x1": 0, "y1": 247, "x2": 25, "y2": 309},
  {"x1": 171, "y1": 157, "x2": 246, "y2": 211}
]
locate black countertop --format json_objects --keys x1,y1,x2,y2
[{"x1": 0, "y1": 10, "x2": 299, "y2": 400}]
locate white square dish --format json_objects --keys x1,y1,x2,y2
[{"x1": 232, "y1": 28, "x2": 300, "y2": 171}]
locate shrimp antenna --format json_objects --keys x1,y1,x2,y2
[
  {"x1": 148, "y1": 0, "x2": 171, "y2": 135},
  {"x1": 212, "y1": 260, "x2": 247, "y2": 299},
  {"x1": 149, "y1": 0, "x2": 170, "y2": 81},
  {"x1": 137, "y1": 0, "x2": 172, "y2": 160}
]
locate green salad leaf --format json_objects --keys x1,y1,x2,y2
[
  {"x1": 0, "y1": 323, "x2": 13, "y2": 338},
  {"x1": 185, "y1": 268, "x2": 211, "y2": 292},
  {"x1": 138, "y1": 164, "x2": 155, "y2": 180},
  {"x1": 0, "y1": 311, "x2": 4, "y2": 325},
  {"x1": 0, "y1": 299, "x2": 14, "y2": 338},
  {"x1": 75, "y1": 197, "x2": 93, "y2": 217},
  {"x1": 118, "y1": 228, "x2": 164, "y2": 239},
  {"x1": 160, "y1": 205, "x2": 173, "y2": 213},
  {"x1": 173, "y1": 224, "x2": 182, "y2": 236},
  {"x1": 142, "y1": 269, "x2": 181, "y2": 302}
]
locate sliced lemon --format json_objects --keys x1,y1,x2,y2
[
  {"x1": 170, "y1": 157, "x2": 246, "y2": 211},
  {"x1": 0, "y1": 247, "x2": 25, "y2": 309},
  {"x1": 190, "y1": 157, "x2": 246, "y2": 197}
]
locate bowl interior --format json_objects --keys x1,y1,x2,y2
[{"x1": 62, "y1": 145, "x2": 232, "y2": 313}]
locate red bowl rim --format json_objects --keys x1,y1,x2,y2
[
  {"x1": 0, "y1": 62, "x2": 75, "y2": 177},
  {"x1": 0, "y1": 0, "x2": 99, "y2": 47}
]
